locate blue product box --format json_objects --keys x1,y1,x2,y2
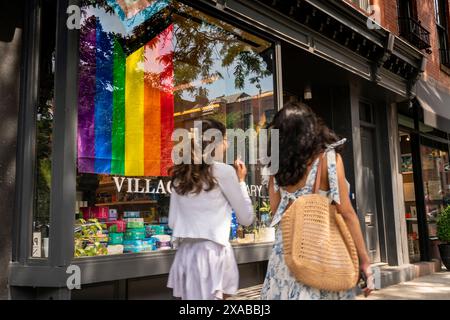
[{"x1": 123, "y1": 211, "x2": 141, "y2": 218}]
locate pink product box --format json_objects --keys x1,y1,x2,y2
[
  {"x1": 105, "y1": 220, "x2": 126, "y2": 233},
  {"x1": 81, "y1": 206, "x2": 109, "y2": 220}
]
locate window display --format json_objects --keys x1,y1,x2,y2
[
  {"x1": 420, "y1": 142, "x2": 450, "y2": 240},
  {"x1": 399, "y1": 132, "x2": 420, "y2": 262},
  {"x1": 75, "y1": 0, "x2": 276, "y2": 257}
]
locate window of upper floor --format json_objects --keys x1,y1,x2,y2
[
  {"x1": 435, "y1": 0, "x2": 450, "y2": 67},
  {"x1": 347, "y1": 0, "x2": 370, "y2": 13}
]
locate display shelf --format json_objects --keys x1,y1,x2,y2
[
  {"x1": 405, "y1": 218, "x2": 418, "y2": 221},
  {"x1": 96, "y1": 183, "x2": 121, "y2": 190},
  {"x1": 95, "y1": 200, "x2": 157, "y2": 206},
  {"x1": 98, "y1": 182, "x2": 116, "y2": 186}
]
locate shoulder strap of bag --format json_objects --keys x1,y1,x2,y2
[{"x1": 313, "y1": 152, "x2": 326, "y2": 194}]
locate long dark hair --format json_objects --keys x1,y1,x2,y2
[
  {"x1": 169, "y1": 118, "x2": 226, "y2": 195},
  {"x1": 270, "y1": 101, "x2": 343, "y2": 187}
]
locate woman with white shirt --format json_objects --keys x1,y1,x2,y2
[{"x1": 167, "y1": 119, "x2": 255, "y2": 300}]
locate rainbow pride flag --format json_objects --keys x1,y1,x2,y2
[
  {"x1": 106, "y1": 0, "x2": 170, "y2": 34},
  {"x1": 78, "y1": 16, "x2": 174, "y2": 177}
]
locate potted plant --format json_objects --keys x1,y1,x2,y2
[
  {"x1": 437, "y1": 206, "x2": 450, "y2": 270},
  {"x1": 259, "y1": 201, "x2": 272, "y2": 224},
  {"x1": 257, "y1": 201, "x2": 275, "y2": 242}
]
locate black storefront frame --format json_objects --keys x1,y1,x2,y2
[
  {"x1": 10, "y1": 0, "x2": 83, "y2": 295},
  {"x1": 10, "y1": 0, "x2": 427, "y2": 296},
  {"x1": 10, "y1": 0, "x2": 284, "y2": 293}
]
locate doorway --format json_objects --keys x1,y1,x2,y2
[
  {"x1": 360, "y1": 126, "x2": 383, "y2": 263},
  {"x1": 359, "y1": 101, "x2": 384, "y2": 263}
]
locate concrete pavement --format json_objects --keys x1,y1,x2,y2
[
  {"x1": 357, "y1": 271, "x2": 450, "y2": 300},
  {"x1": 229, "y1": 271, "x2": 450, "y2": 300}
]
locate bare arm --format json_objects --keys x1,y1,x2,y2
[
  {"x1": 268, "y1": 176, "x2": 281, "y2": 214},
  {"x1": 334, "y1": 154, "x2": 371, "y2": 269},
  {"x1": 217, "y1": 161, "x2": 255, "y2": 226}
]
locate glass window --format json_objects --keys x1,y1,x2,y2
[
  {"x1": 32, "y1": 0, "x2": 57, "y2": 259},
  {"x1": 420, "y1": 138, "x2": 450, "y2": 241},
  {"x1": 349, "y1": 0, "x2": 370, "y2": 12},
  {"x1": 435, "y1": 0, "x2": 450, "y2": 67},
  {"x1": 359, "y1": 101, "x2": 374, "y2": 124},
  {"x1": 75, "y1": 0, "x2": 275, "y2": 257},
  {"x1": 435, "y1": 0, "x2": 447, "y2": 26},
  {"x1": 399, "y1": 131, "x2": 420, "y2": 262}
]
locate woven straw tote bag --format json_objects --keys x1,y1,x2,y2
[{"x1": 280, "y1": 153, "x2": 359, "y2": 292}]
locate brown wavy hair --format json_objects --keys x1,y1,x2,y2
[
  {"x1": 270, "y1": 101, "x2": 343, "y2": 187},
  {"x1": 169, "y1": 118, "x2": 227, "y2": 195}
]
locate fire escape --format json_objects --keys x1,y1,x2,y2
[{"x1": 398, "y1": 17, "x2": 432, "y2": 54}]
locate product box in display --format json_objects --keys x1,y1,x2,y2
[
  {"x1": 159, "y1": 216, "x2": 169, "y2": 224},
  {"x1": 97, "y1": 230, "x2": 109, "y2": 244},
  {"x1": 230, "y1": 211, "x2": 238, "y2": 240},
  {"x1": 124, "y1": 211, "x2": 140, "y2": 218},
  {"x1": 124, "y1": 218, "x2": 144, "y2": 223},
  {"x1": 107, "y1": 245, "x2": 124, "y2": 255},
  {"x1": 108, "y1": 232, "x2": 124, "y2": 245},
  {"x1": 143, "y1": 238, "x2": 157, "y2": 251},
  {"x1": 123, "y1": 240, "x2": 144, "y2": 253},
  {"x1": 108, "y1": 209, "x2": 118, "y2": 221},
  {"x1": 146, "y1": 224, "x2": 165, "y2": 237},
  {"x1": 81, "y1": 206, "x2": 109, "y2": 220},
  {"x1": 162, "y1": 224, "x2": 172, "y2": 235},
  {"x1": 153, "y1": 235, "x2": 172, "y2": 250},
  {"x1": 127, "y1": 221, "x2": 145, "y2": 229},
  {"x1": 107, "y1": 220, "x2": 126, "y2": 233},
  {"x1": 124, "y1": 228, "x2": 146, "y2": 240}
]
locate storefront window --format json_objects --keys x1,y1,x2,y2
[
  {"x1": 32, "y1": 0, "x2": 57, "y2": 259},
  {"x1": 75, "y1": 0, "x2": 275, "y2": 257},
  {"x1": 420, "y1": 139, "x2": 450, "y2": 240},
  {"x1": 399, "y1": 131, "x2": 420, "y2": 262}
]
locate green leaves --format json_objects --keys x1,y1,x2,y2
[
  {"x1": 259, "y1": 201, "x2": 271, "y2": 214},
  {"x1": 74, "y1": 218, "x2": 108, "y2": 257},
  {"x1": 437, "y1": 206, "x2": 450, "y2": 243}
]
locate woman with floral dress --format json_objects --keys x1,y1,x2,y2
[{"x1": 261, "y1": 102, "x2": 373, "y2": 300}]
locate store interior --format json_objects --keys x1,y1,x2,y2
[
  {"x1": 399, "y1": 127, "x2": 450, "y2": 263},
  {"x1": 399, "y1": 131, "x2": 420, "y2": 262}
]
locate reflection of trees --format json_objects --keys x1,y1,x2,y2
[
  {"x1": 172, "y1": 3, "x2": 272, "y2": 102},
  {"x1": 36, "y1": 96, "x2": 53, "y2": 226},
  {"x1": 83, "y1": 0, "x2": 114, "y2": 13},
  {"x1": 36, "y1": 11, "x2": 56, "y2": 227},
  {"x1": 81, "y1": 0, "x2": 272, "y2": 105}
]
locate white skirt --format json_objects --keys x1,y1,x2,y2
[{"x1": 167, "y1": 238, "x2": 239, "y2": 300}]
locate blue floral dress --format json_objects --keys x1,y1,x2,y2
[{"x1": 260, "y1": 139, "x2": 356, "y2": 300}]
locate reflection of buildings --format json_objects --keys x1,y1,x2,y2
[{"x1": 174, "y1": 90, "x2": 274, "y2": 130}]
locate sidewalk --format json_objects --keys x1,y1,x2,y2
[
  {"x1": 229, "y1": 272, "x2": 450, "y2": 300},
  {"x1": 357, "y1": 272, "x2": 450, "y2": 300}
]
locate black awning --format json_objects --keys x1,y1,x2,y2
[{"x1": 416, "y1": 79, "x2": 450, "y2": 132}]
